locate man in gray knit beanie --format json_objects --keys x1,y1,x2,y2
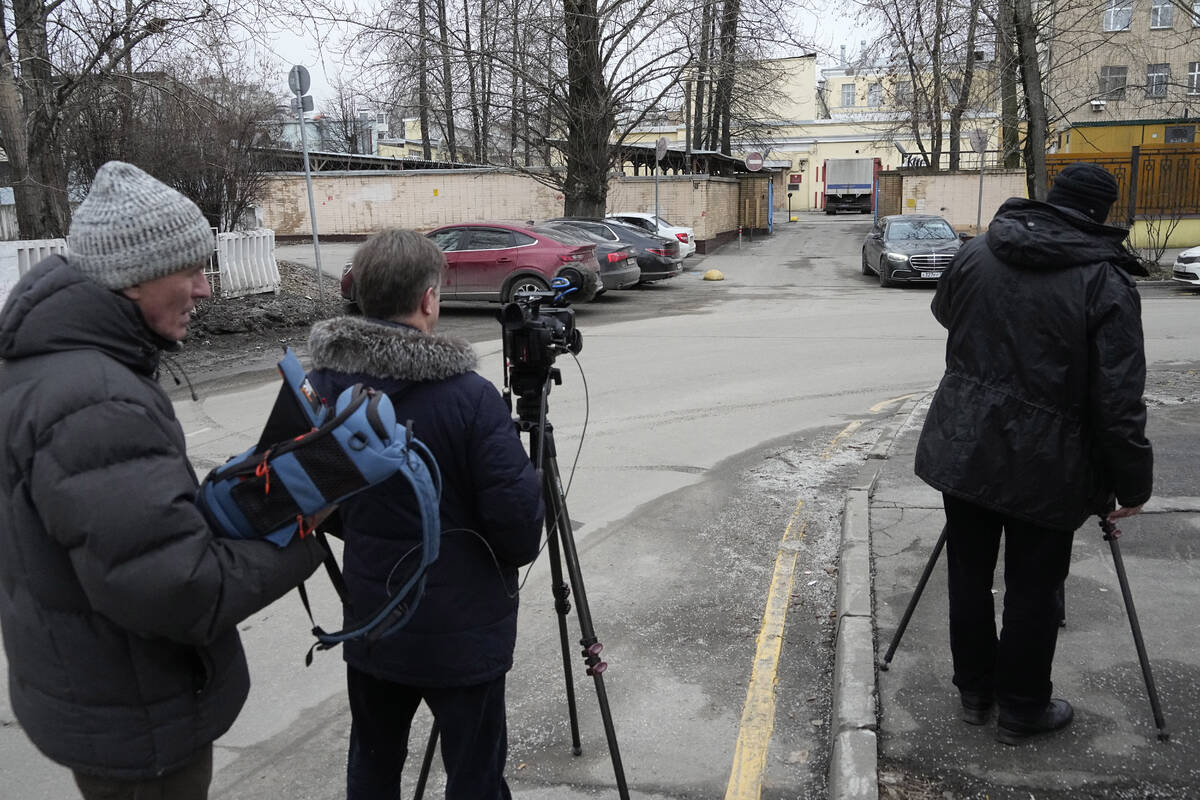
[
  {"x1": 0, "y1": 161, "x2": 325, "y2": 799},
  {"x1": 66, "y1": 160, "x2": 215, "y2": 342},
  {"x1": 69, "y1": 161, "x2": 215, "y2": 290}
]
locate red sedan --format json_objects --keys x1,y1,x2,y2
[{"x1": 341, "y1": 222, "x2": 602, "y2": 305}]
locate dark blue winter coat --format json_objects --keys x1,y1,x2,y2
[{"x1": 306, "y1": 316, "x2": 544, "y2": 687}]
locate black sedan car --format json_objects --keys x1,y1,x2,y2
[
  {"x1": 543, "y1": 217, "x2": 683, "y2": 283},
  {"x1": 861, "y1": 214, "x2": 963, "y2": 287},
  {"x1": 531, "y1": 223, "x2": 641, "y2": 291}
]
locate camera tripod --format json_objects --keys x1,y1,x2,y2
[
  {"x1": 412, "y1": 366, "x2": 630, "y2": 799},
  {"x1": 878, "y1": 518, "x2": 1168, "y2": 742}
]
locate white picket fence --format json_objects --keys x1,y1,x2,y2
[
  {"x1": 217, "y1": 229, "x2": 280, "y2": 297},
  {"x1": 0, "y1": 230, "x2": 278, "y2": 308},
  {"x1": 0, "y1": 238, "x2": 67, "y2": 308}
]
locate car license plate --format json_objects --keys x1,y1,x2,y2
[{"x1": 921, "y1": 271, "x2": 942, "y2": 279}]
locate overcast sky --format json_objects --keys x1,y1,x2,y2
[{"x1": 264, "y1": 0, "x2": 876, "y2": 111}]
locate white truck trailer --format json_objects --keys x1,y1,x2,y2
[{"x1": 822, "y1": 158, "x2": 878, "y2": 214}]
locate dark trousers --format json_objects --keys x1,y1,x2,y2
[
  {"x1": 943, "y1": 494, "x2": 1075, "y2": 717},
  {"x1": 72, "y1": 744, "x2": 212, "y2": 800},
  {"x1": 346, "y1": 665, "x2": 512, "y2": 800}
]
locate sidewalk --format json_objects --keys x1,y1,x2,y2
[{"x1": 861, "y1": 394, "x2": 1200, "y2": 799}]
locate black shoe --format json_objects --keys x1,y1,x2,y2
[
  {"x1": 960, "y1": 691, "x2": 994, "y2": 726},
  {"x1": 996, "y1": 699, "x2": 1074, "y2": 745}
]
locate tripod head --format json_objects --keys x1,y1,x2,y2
[{"x1": 500, "y1": 285, "x2": 582, "y2": 424}]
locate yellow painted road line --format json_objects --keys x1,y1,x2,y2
[
  {"x1": 724, "y1": 501, "x2": 806, "y2": 800},
  {"x1": 869, "y1": 392, "x2": 919, "y2": 414},
  {"x1": 821, "y1": 420, "x2": 863, "y2": 460}
]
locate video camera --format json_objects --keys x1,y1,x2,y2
[{"x1": 500, "y1": 285, "x2": 582, "y2": 420}]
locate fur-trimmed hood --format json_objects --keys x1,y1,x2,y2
[{"x1": 308, "y1": 316, "x2": 477, "y2": 381}]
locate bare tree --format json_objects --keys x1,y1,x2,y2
[
  {"x1": 0, "y1": 0, "x2": 227, "y2": 239},
  {"x1": 854, "y1": 0, "x2": 991, "y2": 170},
  {"x1": 63, "y1": 40, "x2": 283, "y2": 231},
  {"x1": 322, "y1": 77, "x2": 373, "y2": 153}
]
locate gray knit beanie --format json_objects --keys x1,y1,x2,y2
[{"x1": 67, "y1": 161, "x2": 214, "y2": 289}]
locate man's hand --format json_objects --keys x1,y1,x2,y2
[{"x1": 1107, "y1": 504, "x2": 1144, "y2": 521}]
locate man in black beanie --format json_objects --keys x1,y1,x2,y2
[
  {"x1": 1045, "y1": 161, "x2": 1122, "y2": 223},
  {"x1": 914, "y1": 162, "x2": 1153, "y2": 745}
]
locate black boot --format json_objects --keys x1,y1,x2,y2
[
  {"x1": 996, "y1": 699, "x2": 1074, "y2": 745},
  {"x1": 960, "y1": 691, "x2": 995, "y2": 726}
]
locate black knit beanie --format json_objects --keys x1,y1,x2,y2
[{"x1": 1046, "y1": 162, "x2": 1120, "y2": 224}]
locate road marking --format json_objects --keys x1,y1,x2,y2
[
  {"x1": 821, "y1": 420, "x2": 863, "y2": 459},
  {"x1": 184, "y1": 427, "x2": 212, "y2": 438},
  {"x1": 724, "y1": 501, "x2": 806, "y2": 800},
  {"x1": 869, "y1": 392, "x2": 919, "y2": 414}
]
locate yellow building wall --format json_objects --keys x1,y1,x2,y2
[
  {"x1": 1064, "y1": 123, "x2": 1192, "y2": 154},
  {"x1": 1128, "y1": 218, "x2": 1200, "y2": 249},
  {"x1": 771, "y1": 56, "x2": 819, "y2": 120}
]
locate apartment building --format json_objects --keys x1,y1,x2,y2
[{"x1": 1049, "y1": 0, "x2": 1200, "y2": 151}]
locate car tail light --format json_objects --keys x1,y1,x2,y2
[
  {"x1": 559, "y1": 252, "x2": 586, "y2": 263},
  {"x1": 606, "y1": 252, "x2": 627, "y2": 263},
  {"x1": 675, "y1": 233, "x2": 689, "y2": 243},
  {"x1": 649, "y1": 247, "x2": 668, "y2": 256}
]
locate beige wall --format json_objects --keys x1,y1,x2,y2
[
  {"x1": 260, "y1": 170, "x2": 743, "y2": 245},
  {"x1": 896, "y1": 169, "x2": 1028, "y2": 234},
  {"x1": 260, "y1": 170, "x2": 566, "y2": 236},
  {"x1": 605, "y1": 175, "x2": 740, "y2": 240}
]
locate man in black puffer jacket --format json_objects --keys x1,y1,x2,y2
[
  {"x1": 0, "y1": 162, "x2": 326, "y2": 798},
  {"x1": 915, "y1": 162, "x2": 1153, "y2": 746},
  {"x1": 305, "y1": 228, "x2": 544, "y2": 800}
]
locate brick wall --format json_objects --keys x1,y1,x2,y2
[
  {"x1": 261, "y1": 170, "x2": 743, "y2": 247},
  {"x1": 899, "y1": 169, "x2": 1028, "y2": 234}
]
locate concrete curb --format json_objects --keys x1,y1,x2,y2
[
  {"x1": 828, "y1": 469, "x2": 880, "y2": 800},
  {"x1": 830, "y1": 394, "x2": 924, "y2": 800}
]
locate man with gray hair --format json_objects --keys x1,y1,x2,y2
[
  {"x1": 306, "y1": 228, "x2": 544, "y2": 800},
  {"x1": 0, "y1": 161, "x2": 326, "y2": 799}
]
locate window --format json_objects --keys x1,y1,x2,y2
[
  {"x1": 430, "y1": 229, "x2": 464, "y2": 251},
  {"x1": 466, "y1": 229, "x2": 512, "y2": 250},
  {"x1": 895, "y1": 80, "x2": 912, "y2": 103},
  {"x1": 1099, "y1": 65, "x2": 1128, "y2": 99},
  {"x1": 1150, "y1": 0, "x2": 1174, "y2": 27},
  {"x1": 1103, "y1": 0, "x2": 1132, "y2": 30},
  {"x1": 868, "y1": 83, "x2": 883, "y2": 106},
  {"x1": 1193, "y1": 1, "x2": 1199, "y2": 25},
  {"x1": 1146, "y1": 63, "x2": 1170, "y2": 97},
  {"x1": 1190, "y1": 61, "x2": 1200, "y2": 94},
  {"x1": 841, "y1": 83, "x2": 856, "y2": 107}
]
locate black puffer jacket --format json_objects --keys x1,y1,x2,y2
[
  {"x1": 915, "y1": 199, "x2": 1153, "y2": 530},
  {"x1": 0, "y1": 256, "x2": 325, "y2": 779},
  {"x1": 307, "y1": 316, "x2": 544, "y2": 688}
]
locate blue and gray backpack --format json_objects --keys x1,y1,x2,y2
[{"x1": 197, "y1": 348, "x2": 441, "y2": 654}]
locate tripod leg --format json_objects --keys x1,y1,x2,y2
[
  {"x1": 537, "y1": 428, "x2": 631, "y2": 799},
  {"x1": 542, "y1": 504, "x2": 583, "y2": 755},
  {"x1": 1102, "y1": 521, "x2": 1169, "y2": 741},
  {"x1": 880, "y1": 525, "x2": 948, "y2": 670},
  {"x1": 412, "y1": 722, "x2": 439, "y2": 800}
]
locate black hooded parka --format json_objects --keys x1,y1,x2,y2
[{"x1": 914, "y1": 199, "x2": 1153, "y2": 530}]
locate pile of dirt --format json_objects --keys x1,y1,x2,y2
[{"x1": 172, "y1": 260, "x2": 345, "y2": 388}]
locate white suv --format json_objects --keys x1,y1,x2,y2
[{"x1": 606, "y1": 212, "x2": 697, "y2": 258}]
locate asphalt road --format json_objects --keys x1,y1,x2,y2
[{"x1": 2, "y1": 214, "x2": 1196, "y2": 799}]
